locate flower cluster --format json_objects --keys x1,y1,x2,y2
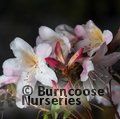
[{"x1": 0, "y1": 20, "x2": 120, "y2": 119}]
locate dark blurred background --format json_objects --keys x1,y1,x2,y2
[
  {"x1": 0, "y1": 0, "x2": 120, "y2": 71},
  {"x1": 0, "y1": 0, "x2": 120, "y2": 118}
]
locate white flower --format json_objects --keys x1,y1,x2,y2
[
  {"x1": 0, "y1": 37, "x2": 58, "y2": 108},
  {"x1": 36, "y1": 26, "x2": 71, "y2": 57},
  {"x1": 74, "y1": 20, "x2": 113, "y2": 56}
]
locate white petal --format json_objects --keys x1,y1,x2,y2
[
  {"x1": 35, "y1": 43, "x2": 52, "y2": 58},
  {"x1": 36, "y1": 36, "x2": 44, "y2": 45},
  {"x1": 3, "y1": 58, "x2": 21, "y2": 76},
  {"x1": 35, "y1": 64, "x2": 58, "y2": 87},
  {"x1": 10, "y1": 37, "x2": 34, "y2": 58},
  {"x1": 0, "y1": 75, "x2": 19, "y2": 87},
  {"x1": 16, "y1": 72, "x2": 36, "y2": 108},
  {"x1": 60, "y1": 35, "x2": 71, "y2": 50},
  {"x1": 86, "y1": 20, "x2": 95, "y2": 29},
  {"x1": 84, "y1": 59, "x2": 94, "y2": 72},
  {"x1": 59, "y1": 35, "x2": 71, "y2": 57},
  {"x1": 103, "y1": 30, "x2": 113, "y2": 44},
  {"x1": 38, "y1": 26, "x2": 71, "y2": 57},
  {"x1": 74, "y1": 25, "x2": 86, "y2": 38},
  {"x1": 10, "y1": 37, "x2": 38, "y2": 69},
  {"x1": 80, "y1": 70, "x2": 88, "y2": 81},
  {"x1": 39, "y1": 26, "x2": 57, "y2": 41}
]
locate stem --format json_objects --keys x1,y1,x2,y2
[
  {"x1": 1, "y1": 111, "x2": 4, "y2": 119},
  {"x1": 36, "y1": 110, "x2": 42, "y2": 119},
  {"x1": 107, "y1": 80, "x2": 120, "y2": 119},
  {"x1": 85, "y1": 108, "x2": 93, "y2": 119}
]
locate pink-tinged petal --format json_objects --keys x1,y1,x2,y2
[
  {"x1": 80, "y1": 58, "x2": 94, "y2": 81},
  {"x1": 68, "y1": 48, "x2": 83, "y2": 67},
  {"x1": 80, "y1": 68, "x2": 88, "y2": 82},
  {"x1": 45, "y1": 57, "x2": 61, "y2": 69},
  {"x1": 0, "y1": 75, "x2": 19, "y2": 87},
  {"x1": 3, "y1": 58, "x2": 21, "y2": 77},
  {"x1": 35, "y1": 43, "x2": 52, "y2": 58},
  {"x1": 52, "y1": 80, "x2": 59, "y2": 89},
  {"x1": 55, "y1": 41, "x2": 65, "y2": 64},
  {"x1": 39, "y1": 26, "x2": 57, "y2": 40},
  {"x1": 103, "y1": 30, "x2": 113, "y2": 44},
  {"x1": 64, "y1": 80, "x2": 72, "y2": 92},
  {"x1": 74, "y1": 25, "x2": 86, "y2": 38}
]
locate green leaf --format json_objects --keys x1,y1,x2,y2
[
  {"x1": 51, "y1": 104, "x2": 60, "y2": 112},
  {"x1": 63, "y1": 111, "x2": 70, "y2": 119},
  {"x1": 43, "y1": 113, "x2": 49, "y2": 119},
  {"x1": 51, "y1": 104, "x2": 60, "y2": 119}
]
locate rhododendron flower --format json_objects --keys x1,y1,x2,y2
[
  {"x1": 74, "y1": 20, "x2": 113, "y2": 56},
  {"x1": 0, "y1": 22, "x2": 119, "y2": 119},
  {"x1": 0, "y1": 37, "x2": 58, "y2": 108},
  {"x1": 36, "y1": 26, "x2": 71, "y2": 58}
]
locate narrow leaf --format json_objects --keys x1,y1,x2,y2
[{"x1": 45, "y1": 57, "x2": 61, "y2": 69}]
